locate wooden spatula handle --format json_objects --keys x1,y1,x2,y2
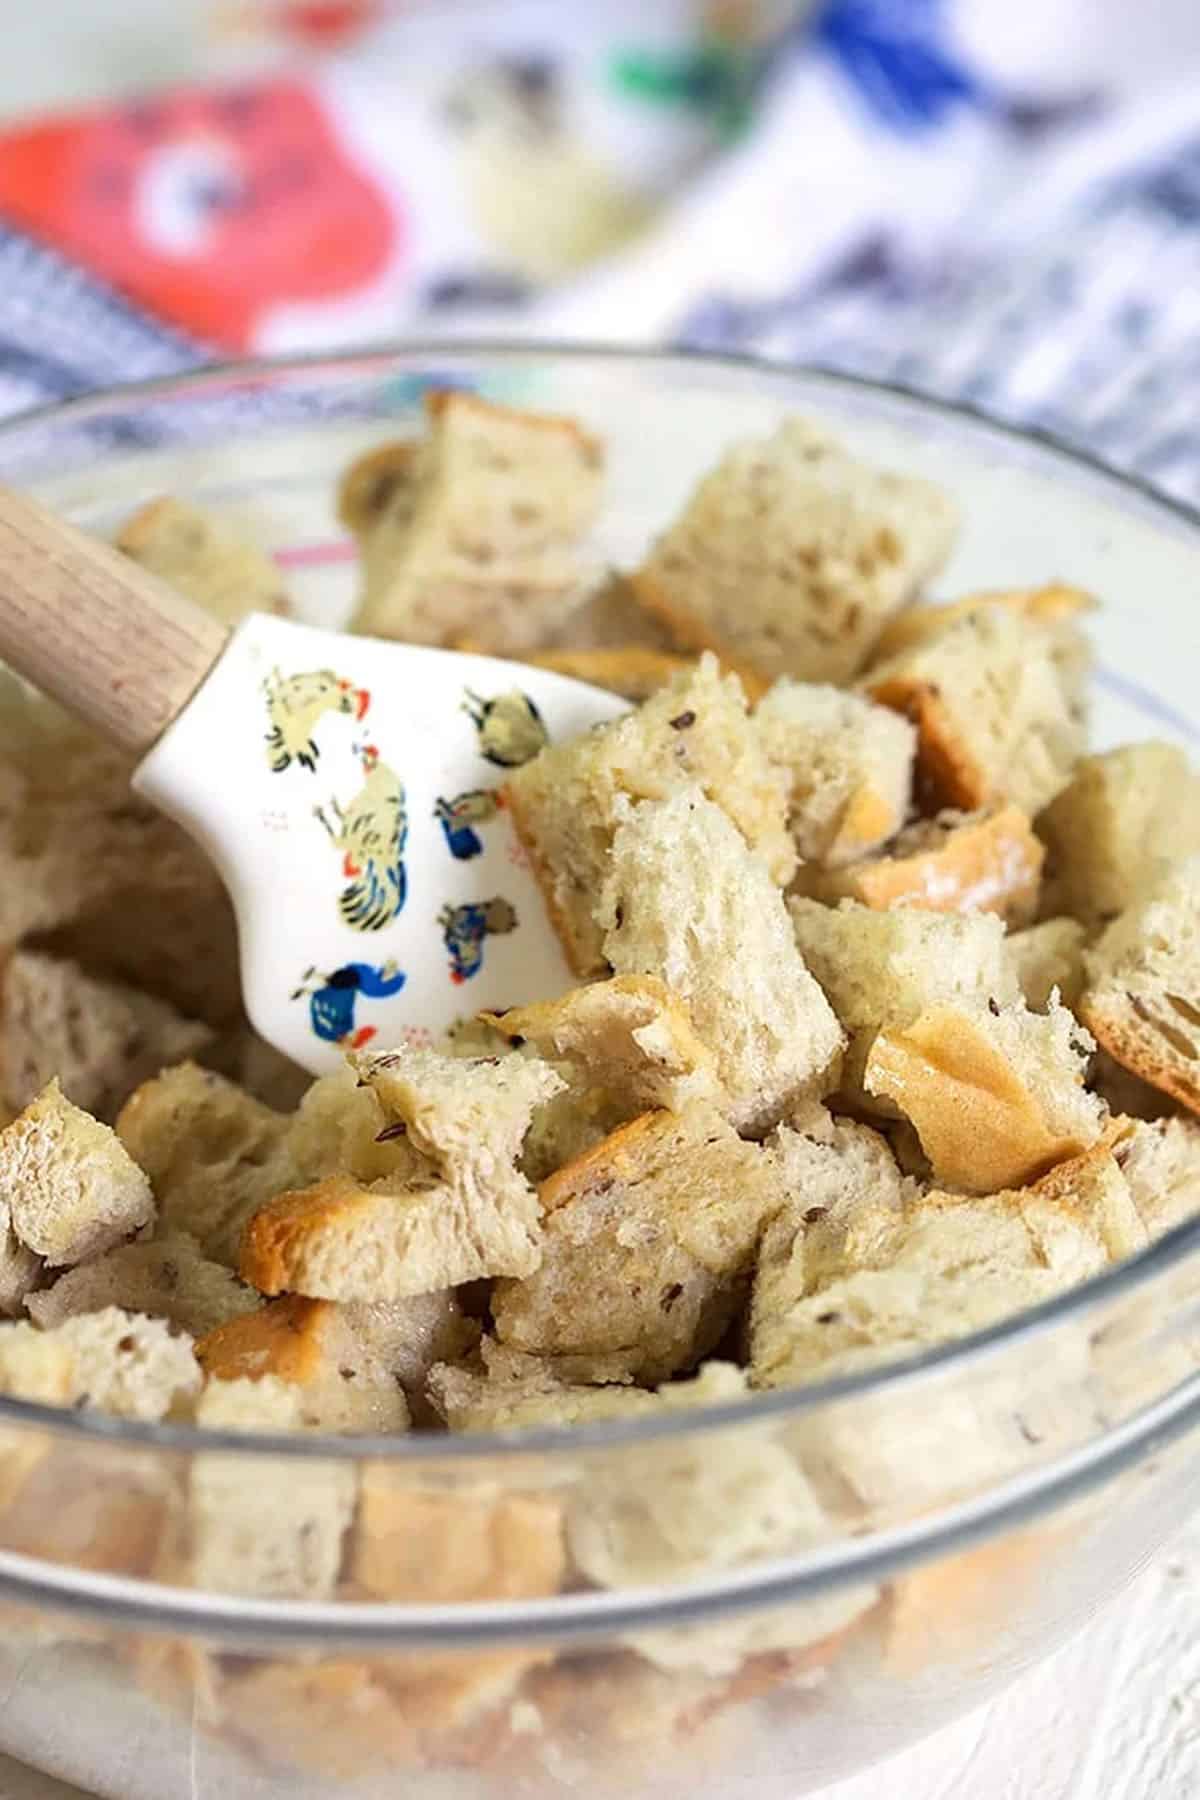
[{"x1": 0, "y1": 486, "x2": 229, "y2": 758}]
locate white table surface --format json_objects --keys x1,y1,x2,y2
[{"x1": 0, "y1": 1516, "x2": 1194, "y2": 1800}]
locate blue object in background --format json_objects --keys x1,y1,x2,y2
[{"x1": 811, "y1": 0, "x2": 988, "y2": 133}]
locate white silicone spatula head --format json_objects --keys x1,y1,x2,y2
[{"x1": 0, "y1": 487, "x2": 627, "y2": 1072}]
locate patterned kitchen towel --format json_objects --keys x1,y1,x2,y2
[{"x1": 1, "y1": 0, "x2": 1200, "y2": 497}]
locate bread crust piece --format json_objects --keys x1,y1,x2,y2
[
  {"x1": 802, "y1": 804, "x2": 1044, "y2": 926},
  {"x1": 480, "y1": 974, "x2": 725, "y2": 1114},
  {"x1": 862, "y1": 1000, "x2": 1105, "y2": 1194},
  {"x1": 505, "y1": 654, "x2": 795, "y2": 977},
  {"x1": 865, "y1": 604, "x2": 1088, "y2": 816},
  {"x1": 1079, "y1": 855, "x2": 1200, "y2": 1116},
  {"x1": 871, "y1": 583, "x2": 1094, "y2": 661},
  {"x1": 351, "y1": 390, "x2": 603, "y2": 653},
  {"x1": 1084, "y1": 995, "x2": 1200, "y2": 1116},
  {"x1": 491, "y1": 1106, "x2": 786, "y2": 1383},
  {"x1": 629, "y1": 415, "x2": 958, "y2": 687},
  {"x1": 115, "y1": 493, "x2": 289, "y2": 624}
]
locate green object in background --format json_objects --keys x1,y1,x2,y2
[{"x1": 610, "y1": 42, "x2": 763, "y2": 141}]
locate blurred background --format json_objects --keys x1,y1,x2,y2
[{"x1": 1, "y1": 2, "x2": 1200, "y2": 497}]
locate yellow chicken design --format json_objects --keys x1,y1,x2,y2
[
  {"x1": 315, "y1": 742, "x2": 407, "y2": 932},
  {"x1": 264, "y1": 667, "x2": 370, "y2": 773}
]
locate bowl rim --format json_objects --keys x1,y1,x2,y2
[
  {"x1": 0, "y1": 338, "x2": 1195, "y2": 1479},
  {"x1": 1, "y1": 1356, "x2": 1197, "y2": 1648}
]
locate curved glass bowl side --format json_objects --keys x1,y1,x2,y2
[{"x1": 0, "y1": 348, "x2": 1195, "y2": 1797}]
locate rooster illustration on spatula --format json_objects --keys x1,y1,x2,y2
[{"x1": 315, "y1": 741, "x2": 407, "y2": 931}]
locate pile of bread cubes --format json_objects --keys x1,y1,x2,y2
[{"x1": 0, "y1": 389, "x2": 1196, "y2": 1702}]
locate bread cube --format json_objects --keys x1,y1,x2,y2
[
  {"x1": 491, "y1": 1105, "x2": 784, "y2": 1383},
  {"x1": 862, "y1": 999, "x2": 1106, "y2": 1193},
  {"x1": 201, "y1": 1290, "x2": 476, "y2": 1429},
  {"x1": 507, "y1": 655, "x2": 794, "y2": 976},
  {"x1": 751, "y1": 1118, "x2": 915, "y2": 1384},
  {"x1": 0, "y1": 1308, "x2": 199, "y2": 1424},
  {"x1": 349, "y1": 1045, "x2": 564, "y2": 1190},
  {"x1": 1115, "y1": 1115, "x2": 1200, "y2": 1240},
  {"x1": 788, "y1": 898, "x2": 1018, "y2": 1100},
  {"x1": 1080, "y1": 855, "x2": 1200, "y2": 1116},
  {"x1": 428, "y1": 1341, "x2": 655, "y2": 1433},
  {"x1": 567, "y1": 1361, "x2": 878, "y2": 1675},
  {"x1": 336, "y1": 439, "x2": 418, "y2": 537},
  {"x1": 0, "y1": 1080, "x2": 154, "y2": 1266},
  {"x1": 52, "y1": 1308, "x2": 201, "y2": 1421},
  {"x1": 241, "y1": 1050, "x2": 563, "y2": 1299},
  {"x1": 1037, "y1": 742, "x2": 1200, "y2": 925},
  {"x1": 0, "y1": 696, "x2": 239, "y2": 1027},
  {"x1": 750, "y1": 1143, "x2": 1143, "y2": 1393},
  {"x1": 196, "y1": 1295, "x2": 414, "y2": 1433},
  {"x1": 188, "y1": 1377, "x2": 356, "y2": 1600},
  {"x1": 599, "y1": 792, "x2": 843, "y2": 1133},
  {"x1": 0, "y1": 951, "x2": 213, "y2": 1124},
  {"x1": 353, "y1": 1475, "x2": 565, "y2": 1602},
  {"x1": 27, "y1": 1229, "x2": 259, "y2": 1336},
  {"x1": 115, "y1": 493, "x2": 289, "y2": 624},
  {"x1": 351, "y1": 391, "x2": 603, "y2": 653},
  {"x1": 865, "y1": 604, "x2": 1087, "y2": 816},
  {"x1": 116, "y1": 1063, "x2": 295, "y2": 1265},
  {"x1": 629, "y1": 416, "x2": 957, "y2": 687},
  {"x1": 755, "y1": 681, "x2": 914, "y2": 866}
]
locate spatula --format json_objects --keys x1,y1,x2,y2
[{"x1": 0, "y1": 487, "x2": 628, "y2": 1072}]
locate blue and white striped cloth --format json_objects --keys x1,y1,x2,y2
[{"x1": 4, "y1": 0, "x2": 1200, "y2": 503}]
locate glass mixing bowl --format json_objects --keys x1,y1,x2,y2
[{"x1": 0, "y1": 347, "x2": 1196, "y2": 1800}]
